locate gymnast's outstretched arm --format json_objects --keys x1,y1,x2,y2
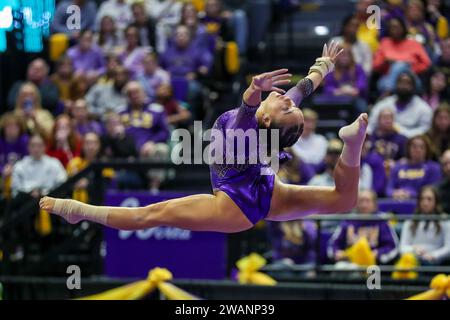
[{"x1": 285, "y1": 40, "x2": 343, "y2": 106}]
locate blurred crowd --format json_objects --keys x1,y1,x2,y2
[
  {"x1": 272, "y1": 0, "x2": 450, "y2": 271},
  {"x1": 0, "y1": 0, "x2": 449, "y2": 273}
]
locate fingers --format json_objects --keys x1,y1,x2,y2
[
  {"x1": 273, "y1": 79, "x2": 291, "y2": 86},
  {"x1": 271, "y1": 87, "x2": 286, "y2": 94},
  {"x1": 322, "y1": 43, "x2": 328, "y2": 57},
  {"x1": 334, "y1": 48, "x2": 344, "y2": 59},
  {"x1": 266, "y1": 68, "x2": 289, "y2": 77},
  {"x1": 272, "y1": 73, "x2": 292, "y2": 82}
]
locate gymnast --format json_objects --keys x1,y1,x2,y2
[{"x1": 40, "y1": 41, "x2": 369, "y2": 233}]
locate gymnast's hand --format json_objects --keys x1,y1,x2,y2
[
  {"x1": 308, "y1": 40, "x2": 344, "y2": 79},
  {"x1": 250, "y1": 69, "x2": 292, "y2": 94},
  {"x1": 321, "y1": 40, "x2": 344, "y2": 64}
]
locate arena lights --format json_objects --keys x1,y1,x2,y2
[
  {"x1": 314, "y1": 25, "x2": 329, "y2": 36},
  {"x1": 0, "y1": 0, "x2": 54, "y2": 53}
]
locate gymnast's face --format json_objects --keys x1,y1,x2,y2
[{"x1": 258, "y1": 92, "x2": 304, "y2": 131}]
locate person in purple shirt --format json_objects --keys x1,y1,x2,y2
[
  {"x1": 160, "y1": 25, "x2": 213, "y2": 79},
  {"x1": 387, "y1": 135, "x2": 442, "y2": 199},
  {"x1": 322, "y1": 47, "x2": 368, "y2": 112},
  {"x1": 137, "y1": 53, "x2": 171, "y2": 101},
  {"x1": 328, "y1": 190, "x2": 399, "y2": 265},
  {"x1": 117, "y1": 25, "x2": 152, "y2": 78},
  {"x1": 362, "y1": 138, "x2": 387, "y2": 197},
  {"x1": 0, "y1": 113, "x2": 29, "y2": 197},
  {"x1": 42, "y1": 42, "x2": 369, "y2": 236},
  {"x1": 268, "y1": 220, "x2": 317, "y2": 268},
  {"x1": 369, "y1": 106, "x2": 408, "y2": 161},
  {"x1": 67, "y1": 30, "x2": 105, "y2": 85},
  {"x1": 160, "y1": 24, "x2": 212, "y2": 119},
  {"x1": 118, "y1": 81, "x2": 170, "y2": 152},
  {"x1": 72, "y1": 99, "x2": 103, "y2": 136}
]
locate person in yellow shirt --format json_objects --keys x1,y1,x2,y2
[{"x1": 355, "y1": 0, "x2": 380, "y2": 52}]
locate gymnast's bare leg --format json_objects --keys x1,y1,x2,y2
[{"x1": 267, "y1": 113, "x2": 368, "y2": 221}]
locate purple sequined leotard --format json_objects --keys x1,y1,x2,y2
[
  {"x1": 209, "y1": 80, "x2": 310, "y2": 224},
  {"x1": 209, "y1": 102, "x2": 275, "y2": 224}
]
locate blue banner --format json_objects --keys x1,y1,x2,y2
[{"x1": 103, "y1": 191, "x2": 227, "y2": 280}]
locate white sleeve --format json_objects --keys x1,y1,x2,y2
[
  {"x1": 399, "y1": 221, "x2": 415, "y2": 254},
  {"x1": 430, "y1": 222, "x2": 450, "y2": 262},
  {"x1": 11, "y1": 163, "x2": 24, "y2": 197}
]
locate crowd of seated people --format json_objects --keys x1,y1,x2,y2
[
  {"x1": 0, "y1": 0, "x2": 450, "y2": 272},
  {"x1": 267, "y1": 0, "x2": 450, "y2": 270}
]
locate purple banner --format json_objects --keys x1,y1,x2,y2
[{"x1": 103, "y1": 191, "x2": 227, "y2": 280}]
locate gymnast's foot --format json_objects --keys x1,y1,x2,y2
[
  {"x1": 338, "y1": 113, "x2": 368, "y2": 148},
  {"x1": 39, "y1": 196, "x2": 82, "y2": 224},
  {"x1": 39, "y1": 196, "x2": 56, "y2": 213}
]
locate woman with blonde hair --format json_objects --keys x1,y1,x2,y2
[{"x1": 14, "y1": 82, "x2": 54, "y2": 139}]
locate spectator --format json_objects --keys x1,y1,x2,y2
[
  {"x1": 71, "y1": 99, "x2": 103, "y2": 136},
  {"x1": 435, "y1": 37, "x2": 450, "y2": 88},
  {"x1": 94, "y1": 15, "x2": 123, "y2": 54},
  {"x1": 387, "y1": 135, "x2": 442, "y2": 199},
  {"x1": 119, "y1": 82, "x2": 170, "y2": 191},
  {"x1": 155, "y1": 84, "x2": 191, "y2": 127},
  {"x1": 117, "y1": 25, "x2": 152, "y2": 77},
  {"x1": 11, "y1": 134, "x2": 67, "y2": 198},
  {"x1": 369, "y1": 106, "x2": 408, "y2": 161},
  {"x1": 425, "y1": 0, "x2": 449, "y2": 39},
  {"x1": 405, "y1": 0, "x2": 440, "y2": 59},
  {"x1": 332, "y1": 15, "x2": 373, "y2": 75},
  {"x1": 13, "y1": 82, "x2": 54, "y2": 139},
  {"x1": 86, "y1": 65, "x2": 129, "y2": 117},
  {"x1": 0, "y1": 113, "x2": 29, "y2": 198},
  {"x1": 200, "y1": 0, "x2": 235, "y2": 53},
  {"x1": 50, "y1": 55, "x2": 75, "y2": 103},
  {"x1": 322, "y1": 47, "x2": 368, "y2": 112},
  {"x1": 51, "y1": 0, "x2": 97, "y2": 38},
  {"x1": 438, "y1": 149, "x2": 450, "y2": 213},
  {"x1": 145, "y1": 0, "x2": 183, "y2": 30},
  {"x1": 96, "y1": 0, "x2": 133, "y2": 33},
  {"x1": 164, "y1": 24, "x2": 213, "y2": 77},
  {"x1": 354, "y1": 0, "x2": 379, "y2": 52},
  {"x1": 362, "y1": 138, "x2": 387, "y2": 197},
  {"x1": 291, "y1": 108, "x2": 328, "y2": 166},
  {"x1": 101, "y1": 112, "x2": 142, "y2": 190},
  {"x1": 267, "y1": 220, "x2": 317, "y2": 274},
  {"x1": 101, "y1": 112, "x2": 138, "y2": 160},
  {"x1": 426, "y1": 104, "x2": 450, "y2": 159},
  {"x1": 399, "y1": 185, "x2": 450, "y2": 265},
  {"x1": 66, "y1": 132, "x2": 103, "y2": 199},
  {"x1": 277, "y1": 151, "x2": 315, "y2": 186},
  {"x1": 328, "y1": 190, "x2": 399, "y2": 265},
  {"x1": 137, "y1": 53, "x2": 171, "y2": 101},
  {"x1": 119, "y1": 81, "x2": 170, "y2": 152},
  {"x1": 160, "y1": 24, "x2": 212, "y2": 79},
  {"x1": 368, "y1": 72, "x2": 433, "y2": 138},
  {"x1": 145, "y1": 0, "x2": 184, "y2": 54},
  {"x1": 422, "y1": 69, "x2": 448, "y2": 111},
  {"x1": 7, "y1": 59, "x2": 60, "y2": 114},
  {"x1": 180, "y1": 2, "x2": 210, "y2": 50},
  {"x1": 97, "y1": 54, "x2": 121, "y2": 85},
  {"x1": 46, "y1": 114, "x2": 82, "y2": 168},
  {"x1": 66, "y1": 74, "x2": 91, "y2": 113},
  {"x1": 160, "y1": 24, "x2": 212, "y2": 118},
  {"x1": 130, "y1": 1, "x2": 157, "y2": 49},
  {"x1": 67, "y1": 29, "x2": 105, "y2": 85},
  {"x1": 373, "y1": 17, "x2": 431, "y2": 94},
  {"x1": 308, "y1": 139, "x2": 372, "y2": 192}
]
